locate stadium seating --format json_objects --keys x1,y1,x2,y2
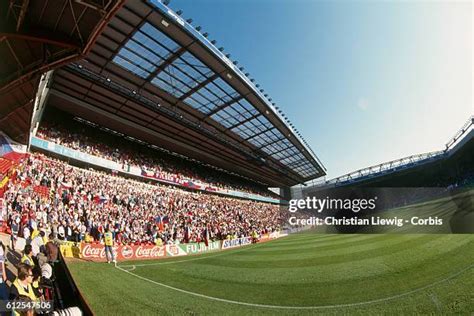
[{"x1": 2, "y1": 153, "x2": 281, "y2": 245}]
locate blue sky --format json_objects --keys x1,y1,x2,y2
[{"x1": 169, "y1": 0, "x2": 472, "y2": 180}]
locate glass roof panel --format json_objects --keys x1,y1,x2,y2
[
  {"x1": 112, "y1": 55, "x2": 150, "y2": 78},
  {"x1": 125, "y1": 38, "x2": 165, "y2": 66},
  {"x1": 151, "y1": 77, "x2": 184, "y2": 98},
  {"x1": 140, "y1": 22, "x2": 179, "y2": 52},
  {"x1": 119, "y1": 42, "x2": 157, "y2": 73},
  {"x1": 131, "y1": 32, "x2": 170, "y2": 61},
  {"x1": 172, "y1": 56, "x2": 213, "y2": 82},
  {"x1": 180, "y1": 51, "x2": 212, "y2": 75},
  {"x1": 211, "y1": 112, "x2": 240, "y2": 128},
  {"x1": 156, "y1": 65, "x2": 193, "y2": 94}
]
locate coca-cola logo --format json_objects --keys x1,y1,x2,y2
[
  {"x1": 121, "y1": 246, "x2": 134, "y2": 258},
  {"x1": 135, "y1": 246, "x2": 164, "y2": 258},
  {"x1": 167, "y1": 244, "x2": 179, "y2": 255},
  {"x1": 82, "y1": 244, "x2": 105, "y2": 258}
]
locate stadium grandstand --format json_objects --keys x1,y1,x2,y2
[{"x1": 303, "y1": 115, "x2": 473, "y2": 192}]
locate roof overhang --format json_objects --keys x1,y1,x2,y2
[{"x1": 46, "y1": 0, "x2": 326, "y2": 186}]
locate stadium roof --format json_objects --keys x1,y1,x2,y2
[
  {"x1": 3, "y1": 0, "x2": 327, "y2": 187},
  {"x1": 0, "y1": 0, "x2": 125, "y2": 143}
]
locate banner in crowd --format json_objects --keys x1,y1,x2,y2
[
  {"x1": 0, "y1": 134, "x2": 13, "y2": 157},
  {"x1": 179, "y1": 241, "x2": 221, "y2": 254},
  {"x1": 31, "y1": 137, "x2": 121, "y2": 172},
  {"x1": 80, "y1": 243, "x2": 167, "y2": 261},
  {"x1": 1, "y1": 132, "x2": 27, "y2": 159},
  {"x1": 222, "y1": 237, "x2": 252, "y2": 250}
]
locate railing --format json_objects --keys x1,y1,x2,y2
[{"x1": 444, "y1": 115, "x2": 474, "y2": 151}]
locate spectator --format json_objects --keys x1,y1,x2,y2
[
  {"x1": 10, "y1": 215, "x2": 19, "y2": 249},
  {"x1": 21, "y1": 245, "x2": 35, "y2": 267},
  {"x1": 9, "y1": 263, "x2": 39, "y2": 302},
  {"x1": 37, "y1": 253, "x2": 52, "y2": 280},
  {"x1": 45, "y1": 234, "x2": 59, "y2": 263},
  {"x1": 4, "y1": 153, "x2": 281, "y2": 247},
  {"x1": 31, "y1": 232, "x2": 44, "y2": 257}
]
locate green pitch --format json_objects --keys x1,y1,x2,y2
[{"x1": 67, "y1": 232, "x2": 473, "y2": 315}]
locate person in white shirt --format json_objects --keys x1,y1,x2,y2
[
  {"x1": 31, "y1": 234, "x2": 44, "y2": 256},
  {"x1": 58, "y1": 225, "x2": 65, "y2": 240},
  {"x1": 23, "y1": 226, "x2": 31, "y2": 244}
]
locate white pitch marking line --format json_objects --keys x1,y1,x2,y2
[
  {"x1": 115, "y1": 263, "x2": 473, "y2": 310},
  {"x1": 121, "y1": 265, "x2": 136, "y2": 272}
]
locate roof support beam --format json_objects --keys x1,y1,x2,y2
[
  {"x1": 0, "y1": 98, "x2": 33, "y2": 122},
  {"x1": 276, "y1": 150, "x2": 299, "y2": 161},
  {"x1": 204, "y1": 95, "x2": 244, "y2": 117},
  {"x1": 82, "y1": 0, "x2": 126, "y2": 54},
  {"x1": 4, "y1": 39, "x2": 23, "y2": 69},
  {"x1": 178, "y1": 73, "x2": 219, "y2": 101},
  {"x1": 68, "y1": 0, "x2": 84, "y2": 45},
  {"x1": 142, "y1": 46, "x2": 187, "y2": 83},
  {"x1": 227, "y1": 113, "x2": 260, "y2": 130},
  {"x1": 16, "y1": 0, "x2": 29, "y2": 31},
  {"x1": 0, "y1": 31, "x2": 81, "y2": 49},
  {"x1": 100, "y1": 9, "x2": 153, "y2": 71},
  {"x1": 265, "y1": 144, "x2": 293, "y2": 158},
  {"x1": 260, "y1": 137, "x2": 286, "y2": 150},
  {"x1": 243, "y1": 126, "x2": 274, "y2": 142}
]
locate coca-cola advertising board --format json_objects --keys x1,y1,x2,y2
[{"x1": 81, "y1": 243, "x2": 166, "y2": 261}]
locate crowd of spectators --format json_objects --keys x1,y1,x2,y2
[
  {"x1": 3, "y1": 153, "x2": 281, "y2": 246},
  {"x1": 36, "y1": 112, "x2": 278, "y2": 198}
]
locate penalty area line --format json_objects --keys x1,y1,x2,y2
[{"x1": 114, "y1": 263, "x2": 473, "y2": 310}]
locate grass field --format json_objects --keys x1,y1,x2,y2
[{"x1": 67, "y1": 232, "x2": 474, "y2": 315}]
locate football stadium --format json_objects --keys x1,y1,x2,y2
[{"x1": 0, "y1": 0, "x2": 473, "y2": 315}]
